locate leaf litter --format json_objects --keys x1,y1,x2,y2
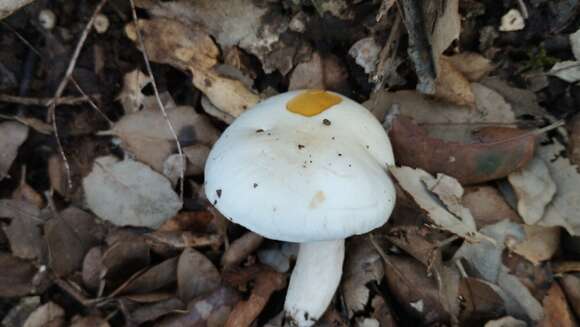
[{"x1": 2, "y1": 0, "x2": 580, "y2": 325}]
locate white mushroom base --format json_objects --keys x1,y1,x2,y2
[{"x1": 284, "y1": 239, "x2": 345, "y2": 326}]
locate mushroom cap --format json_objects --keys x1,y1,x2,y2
[{"x1": 204, "y1": 90, "x2": 395, "y2": 242}]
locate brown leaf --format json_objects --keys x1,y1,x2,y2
[
  {"x1": 12, "y1": 168, "x2": 45, "y2": 209},
  {"x1": 82, "y1": 246, "x2": 103, "y2": 292},
  {"x1": 117, "y1": 257, "x2": 178, "y2": 295},
  {"x1": 221, "y1": 232, "x2": 263, "y2": 269},
  {"x1": 512, "y1": 226, "x2": 560, "y2": 265},
  {"x1": 106, "y1": 106, "x2": 219, "y2": 172},
  {"x1": 158, "y1": 211, "x2": 215, "y2": 233},
  {"x1": 458, "y1": 277, "x2": 505, "y2": 324},
  {"x1": 225, "y1": 268, "x2": 286, "y2": 327},
  {"x1": 146, "y1": 231, "x2": 222, "y2": 252},
  {"x1": 0, "y1": 253, "x2": 36, "y2": 297},
  {"x1": 70, "y1": 315, "x2": 110, "y2": 327},
  {"x1": 538, "y1": 283, "x2": 577, "y2": 327},
  {"x1": 383, "y1": 255, "x2": 449, "y2": 325},
  {"x1": 0, "y1": 121, "x2": 28, "y2": 180},
  {"x1": 101, "y1": 238, "x2": 151, "y2": 285},
  {"x1": 2, "y1": 200, "x2": 45, "y2": 261},
  {"x1": 560, "y1": 274, "x2": 580, "y2": 319},
  {"x1": 177, "y1": 248, "x2": 221, "y2": 302},
  {"x1": 127, "y1": 297, "x2": 185, "y2": 324},
  {"x1": 463, "y1": 186, "x2": 522, "y2": 228},
  {"x1": 22, "y1": 302, "x2": 65, "y2": 327},
  {"x1": 434, "y1": 57, "x2": 475, "y2": 107},
  {"x1": 156, "y1": 286, "x2": 241, "y2": 327},
  {"x1": 288, "y1": 52, "x2": 349, "y2": 93},
  {"x1": 390, "y1": 116, "x2": 536, "y2": 184},
  {"x1": 569, "y1": 114, "x2": 580, "y2": 166}
]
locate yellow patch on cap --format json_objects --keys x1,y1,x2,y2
[{"x1": 286, "y1": 90, "x2": 342, "y2": 117}]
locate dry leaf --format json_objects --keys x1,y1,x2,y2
[
  {"x1": 221, "y1": 232, "x2": 263, "y2": 269},
  {"x1": 458, "y1": 277, "x2": 505, "y2": 324},
  {"x1": 157, "y1": 286, "x2": 241, "y2": 326},
  {"x1": 534, "y1": 140, "x2": 580, "y2": 235},
  {"x1": 104, "y1": 106, "x2": 218, "y2": 172},
  {"x1": 434, "y1": 57, "x2": 475, "y2": 107},
  {"x1": 389, "y1": 166, "x2": 491, "y2": 243},
  {"x1": 225, "y1": 268, "x2": 286, "y2": 327},
  {"x1": 569, "y1": 115, "x2": 580, "y2": 166},
  {"x1": 0, "y1": 253, "x2": 36, "y2": 297},
  {"x1": 117, "y1": 69, "x2": 152, "y2": 114},
  {"x1": 2, "y1": 200, "x2": 45, "y2": 261},
  {"x1": 512, "y1": 225, "x2": 560, "y2": 265},
  {"x1": 390, "y1": 117, "x2": 536, "y2": 185},
  {"x1": 571, "y1": 28, "x2": 580, "y2": 61},
  {"x1": 119, "y1": 257, "x2": 178, "y2": 295},
  {"x1": 83, "y1": 156, "x2": 182, "y2": 228},
  {"x1": 82, "y1": 247, "x2": 103, "y2": 291},
  {"x1": 560, "y1": 274, "x2": 580, "y2": 319},
  {"x1": 365, "y1": 83, "x2": 515, "y2": 124},
  {"x1": 499, "y1": 9, "x2": 525, "y2": 32},
  {"x1": 383, "y1": 255, "x2": 448, "y2": 325},
  {"x1": 177, "y1": 247, "x2": 221, "y2": 302},
  {"x1": 22, "y1": 302, "x2": 64, "y2": 327},
  {"x1": 289, "y1": 52, "x2": 348, "y2": 92},
  {"x1": 349, "y1": 37, "x2": 381, "y2": 75},
  {"x1": 2, "y1": 297, "x2": 41, "y2": 327},
  {"x1": 124, "y1": 18, "x2": 260, "y2": 121},
  {"x1": 101, "y1": 238, "x2": 151, "y2": 283},
  {"x1": 549, "y1": 61, "x2": 580, "y2": 83},
  {"x1": 157, "y1": 210, "x2": 215, "y2": 233},
  {"x1": 127, "y1": 297, "x2": 185, "y2": 324},
  {"x1": 538, "y1": 283, "x2": 577, "y2": 327},
  {"x1": 463, "y1": 186, "x2": 522, "y2": 228},
  {"x1": 508, "y1": 158, "x2": 556, "y2": 224},
  {"x1": 484, "y1": 316, "x2": 527, "y2": 327},
  {"x1": 342, "y1": 236, "x2": 385, "y2": 317},
  {"x1": 0, "y1": 0, "x2": 34, "y2": 19},
  {"x1": 12, "y1": 169, "x2": 45, "y2": 209},
  {"x1": 70, "y1": 315, "x2": 110, "y2": 327},
  {"x1": 257, "y1": 242, "x2": 298, "y2": 273},
  {"x1": 444, "y1": 53, "x2": 494, "y2": 82},
  {"x1": 0, "y1": 121, "x2": 28, "y2": 180},
  {"x1": 431, "y1": 0, "x2": 460, "y2": 71},
  {"x1": 163, "y1": 144, "x2": 211, "y2": 183}
]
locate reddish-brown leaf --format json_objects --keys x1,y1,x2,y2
[{"x1": 389, "y1": 116, "x2": 535, "y2": 185}]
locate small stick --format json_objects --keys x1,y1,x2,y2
[
  {"x1": 128, "y1": 0, "x2": 185, "y2": 200},
  {"x1": 70, "y1": 77, "x2": 113, "y2": 126},
  {"x1": 0, "y1": 94, "x2": 91, "y2": 106}
]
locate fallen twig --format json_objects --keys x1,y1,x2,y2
[{"x1": 0, "y1": 94, "x2": 92, "y2": 106}]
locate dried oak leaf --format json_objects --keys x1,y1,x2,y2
[
  {"x1": 0, "y1": 253, "x2": 36, "y2": 297},
  {"x1": 125, "y1": 18, "x2": 260, "y2": 121},
  {"x1": 177, "y1": 247, "x2": 221, "y2": 302},
  {"x1": 221, "y1": 232, "x2": 263, "y2": 270},
  {"x1": 22, "y1": 302, "x2": 65, "y2": 327},
  {"x1": 103, "y1": 106, "x2": 218, "y2": 173},
  {"x1": 0, "y1": 121, "x2": 28, "y2": 180},
  {"x1": 390, "y1": 166, "x2": 491, "y2": 243},
  {"x1": 83, "y1": 156, "x2": 182, "y2": 228},
  {"x1": 508, "y1": 158, "x2": 556, "y2": 224},
  {"x1": 389, "y1": 116, "x2": 535, "y2": 185},
  {"x1": 463, "y1": 186, "x2": 522, "y2": 228}
]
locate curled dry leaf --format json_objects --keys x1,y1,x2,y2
[
  {"x1": 177, "y1": 247, "x2": 221, "y2": 302},
  {"x1": 221, "y1": 232, "x2": 263, "y2": 269},
  {"x1": 508, "y1": 158, "x2": 556, "y2": 224},
  {"x1": 157, "y1": 286, "x2": 241, "y2": 327},
  {"x1": 463, "y1": 186, "x2": 522, "y2": 228},
  {"x1": 512, "y1": 225, "x2": 560, "y2": 266},
  {"x1": 22, "y1": 302, "x2": 65, "y2": 327},
  {"x1": 434, "y1": 56, "x2": 475, "y2": 107},
  {"x1": 125, "y1": 18, "x2": 260, "y2": 121},
  {"x1": 0, "y1": 121, "x2": 28, "y2": 180},
  {"x1": 342, "y1": 236, "x2": 385, "y2": 318},
  {"x1": 117, "y1": 69, "x2": 152, "y2": 114},
  {"x1": 83, "y1": 156, "x2": 182, "y2": 228},
  {"x1": 225, "y1": 268, "x2": 286, "y2": 327},
  {"x1": 389, "y1": 166, "x2": 490, "y2": 243},
  {"x1": 0, "y1": 253, "x2": 36, "y2": 297},
  {"x1": 390, "y1": 116, "x2": 536, "y2": 185}
]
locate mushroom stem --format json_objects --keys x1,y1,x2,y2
[{"x1": 284, "y1": 239, "x2": 345, "y2": 326}]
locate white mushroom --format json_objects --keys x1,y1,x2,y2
[{"x1": 204, "y1": 90, "x2": 396, "y2": 326}]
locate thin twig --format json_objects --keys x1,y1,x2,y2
[
  {"x1": 128, "y1": 0, "x2": 185, "y2": 200},
  {"x1": 0, "y1": 94, "x2": 92, "y2": 106},
  {"x1": 0, "y1": 21, "x2": 42, "y2": 57},
  {"x1": 47, "y1": 0, "x2": 109, "y2": 191},
  {"x1": 70, "y1": 77, "x2": 113, "y2": 126},
  {"x1": 517, "y1": 0, "x2": 529, "y2": 19}
]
